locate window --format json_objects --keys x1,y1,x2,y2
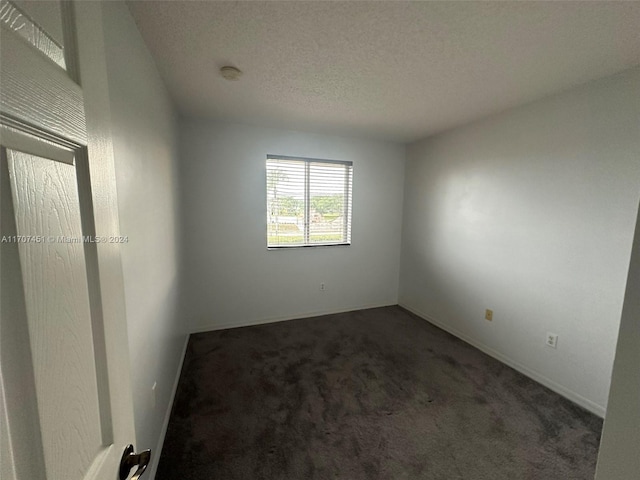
[{"x1": 267, "y1": 155, "x2": 353, "y2": 248}]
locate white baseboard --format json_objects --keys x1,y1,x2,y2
[
  {"x1": 399, "y1": 303, "x2": 606, "y2": 418},
  {"x1": 190, "y1": 302, "x2": 397, "y2": 334},
  {"x1": 148, "y1": 333, "x2": 191, "y2": 480}
]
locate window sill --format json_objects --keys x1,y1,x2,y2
[{"x1": 267, "y1": 242, "x2": 351, "y2": 250}]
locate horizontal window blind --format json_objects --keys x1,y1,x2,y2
[{"x1": 267, "y1": 155, "x2": 352, "y2": 248}]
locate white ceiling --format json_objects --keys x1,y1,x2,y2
[{"x1": 126, "y1": 1, "x2": 640, "y2": 143}]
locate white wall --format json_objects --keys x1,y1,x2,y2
[
  {"x1": 399, "y1": 67, "x2": 640, "y2": 416},
  {"x1": 101, "y1": 2, "x2": 187, "y2": 475},
  {"x1": 179, "y1": 121, "x2": 405, "y2": 331},
  {"x1": 596, "y1": 198, "x2": 640, "y2": 478}
]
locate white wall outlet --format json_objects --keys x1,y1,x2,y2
[
  {"x1": 151, "y1": 381, "x2": 157, "y2": 409},
  {"x1": 320, "y1": 282, "x2": 325, "y2": 291},
  {"x1": 546, "y1": 333, "x2": 558, "y2": 349}
]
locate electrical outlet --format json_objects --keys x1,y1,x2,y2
[
  {"x1": 320, "y1": 282, "x2": 325, "y2": 291},
  {"x1": 151, "y1": 381, "x2": 157, "y2": 409},
  {"x1": 485, "y1": 309, "x2": 493, "y2": 321},
  {"x1": 546, "y1": 333, "x2": 558, "y2": 349}
]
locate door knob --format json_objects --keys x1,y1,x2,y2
[{"x1": 119, "y1": 444, "x2": 151, "y2": 480}]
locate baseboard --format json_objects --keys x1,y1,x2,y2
[
  {"x1": 190, "y1": 302, "x2": 397, "y2": 334},
  {"x1": 148, "y1": 333, "x2": 190, "y2": 480},
  {"x1": 399, "y1": 303, "x2": 606, "y2": 418}
]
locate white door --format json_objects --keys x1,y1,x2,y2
[{"x1": 0, "y1": 1, "x2": 142, "y2": 480}]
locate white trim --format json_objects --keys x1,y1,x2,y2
[
  {"x1": 148, "y1": 334, "x2": 190, "y2": 480},
  {"x1": 190, "y1": 302, "x2": 396, "y2": 334},
  {"x1": 399, "y1": 303, "x2": 606, "y2": 418}
]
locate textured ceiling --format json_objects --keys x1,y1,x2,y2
[{"x1": 126, "y1": 1, "x2": 640, "y2": 143}]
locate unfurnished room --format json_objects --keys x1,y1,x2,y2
[{"x1": 0, "y1": 1, "x2": 639, "y2": 480}]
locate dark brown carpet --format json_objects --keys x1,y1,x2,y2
[{"x1": 157, "y1": 306, "x2": 602, "y2": 479}]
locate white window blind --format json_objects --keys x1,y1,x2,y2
[{"x1": 267, "y1": 155, "x2": 353, "y2": 248}]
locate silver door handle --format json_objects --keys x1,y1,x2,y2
[{"x1": 119, "y1": 444, "x2": 151, "y2": 480}]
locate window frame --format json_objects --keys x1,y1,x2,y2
[{"x1": 266, "y1": 154, "x2": 353, "y2": 249}]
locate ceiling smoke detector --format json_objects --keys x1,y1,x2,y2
[{"x1": 220, "y1": 66, "x2": 242, "y2": 81}]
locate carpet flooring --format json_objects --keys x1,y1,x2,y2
[{"x1": 156, "y1": 306, "x2": 602, "y2": 479}]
